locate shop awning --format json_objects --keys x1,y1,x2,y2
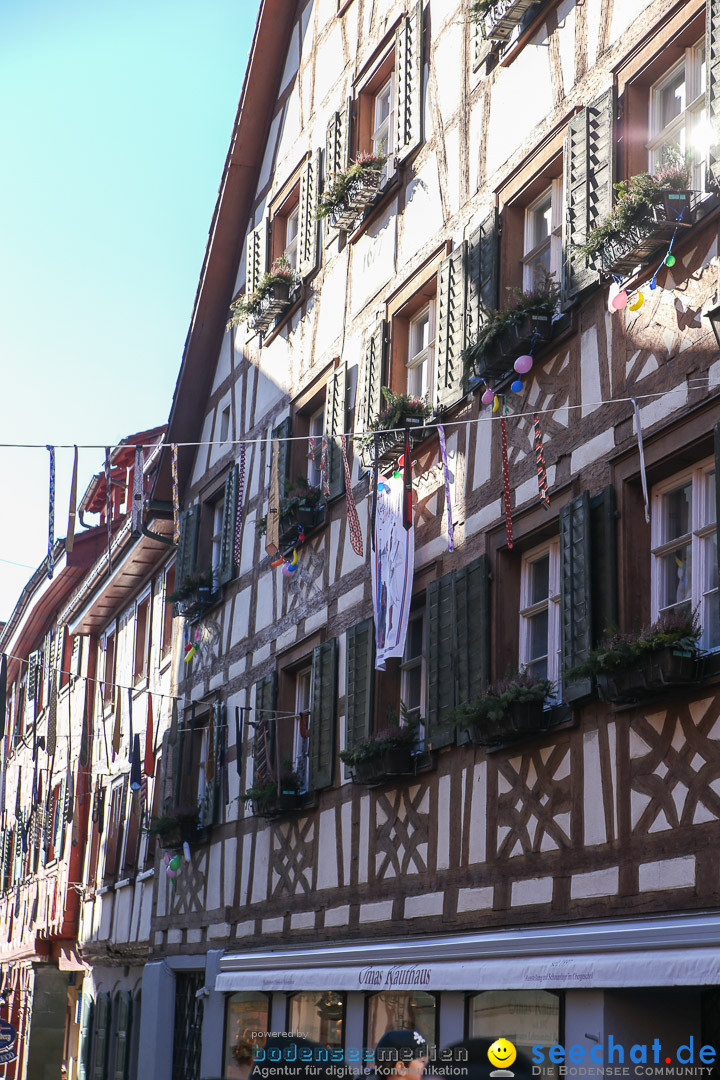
[{"x1": 215, "y1": 911, "x2": 720, "y2": 991}]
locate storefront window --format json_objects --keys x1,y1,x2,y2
[
  {"x1": 224, "y1": 992, "x2": 270, "y2": 1080},
  {"x1": 287, "y1": 992, "x2": 345, "y2": 1047},
  {"x1": 469, "y1": 990, "x2": 560, "y2": 1067},
  {"x1": 367, "y1": 992, "x2": 436, "y2": 1048}
]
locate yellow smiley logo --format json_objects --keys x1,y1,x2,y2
[{"x1": 488, "y1": 1039, "x2": 517, "y2": 1069}]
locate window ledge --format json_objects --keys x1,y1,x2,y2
[
  {"x1": 115, "y1": 876, "x2": 132, "y2": 890},
  {"x1": 137, "y1": 868, "x2": 155, "y2": 882},
  {"x1": 479, "y1": 702, "x2": 576, "y2": 754},
  {"x1": 96, "y1": 885, "x2": 112, "y2": 896}
]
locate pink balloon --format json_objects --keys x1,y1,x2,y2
[
  {"x1": 611, "y1": 290, "x2": 628, "y2": 310},
  {"x1": 514, "y1": 354, "x2": 534, "y2": 374},
  {"x1": 481, "y1": 387, "x2": 494, "y2": 405},
  {"x1": 282, "y1": 562, "x2": 293, "y2": 578}
]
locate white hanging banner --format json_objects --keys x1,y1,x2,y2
[{"x1": 371, "y1": 473, "x2": 414, "y2": 670}]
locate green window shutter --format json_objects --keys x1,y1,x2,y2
[
  {"x1": 92, "y1": 991, "x2": 110, "y2": 1080},
  {"x1": 42, "y1": 632, "x2": 52, "y2": 707},
  {"x1": 78, "y1": 995, "x2": 95, "y2": 1080},
  {"x1": 200, "y1": 702, "x2": 221, "y2": 828},
  {"x1": 271, "y1": 417, "x2": 292, "y2": 502},
  {"x1": 253, "y1": 673, "x2": 278, "y2": 782},
  {"x1": 112, "y1": 991, "x2": 132, "y2": 1080},
  {"x1": 435, "y1": 244, "x2": 468, "y2": 411},
  {"x1": 246, "y1": 220, "x2": 266, "y2": 297},
  {"x1": 590, "y1": 485, "x2": 618, "y2": 647},
  {"x1": 344, "y1": 619, "x2": 375, "y2": 771},
  {"x1": 326, "y1": 99, "x2": 352, "y2": 179},
  {"x1": 298, "y1": 149, "x2": 322, "y2": 279},
  {"x1": 218, "y1": 465, "x2": 239, "y2": 586},
  {"x1": 467, "y1": 212, "x2": 499, "y2": 348},
  {"x1": 174, "y1": 505, "x2": 200, "y2": 592},
  {"x1": 309, "y1": 639, "x2": 338, "y2": 791},
  {"x1": 425, "y1": 571, "x2": 456, "y2": 749},
  {"x1": 562, "y1": 89, "x2": 614, "y2": 307},
  {"x1": 708, "y1": 0, "x2": 720, "y2": 188},
  {"x1": 27, "y1": 651, "x2": 40, "y2": 725},
  {"x1": 395, "y1": 0, "x2": 424, "y2": 163},
  {"x1": 560, "y1": 491, "x2": 593, "y2": 700},
  {"x1": 356, "y1": 322, "x2": 386, "y2": 464},
  {"x1": 324, "y1": 363, "x2": 347, "y2": 500},
  {"x1": 454, "y1": 555, "x2": 491, "y2": 706}
]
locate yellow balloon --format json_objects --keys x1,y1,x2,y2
[
  {"x1": 628, "y1": 291, "x2": 644, "y2": 311},
  {"x1": 492, "y1": 395, "x2": 500, "y2": 413},
  {"x1": 290, "y1": 548, "x2": 299, "y2": 567}
]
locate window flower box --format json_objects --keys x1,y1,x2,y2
[
  {"x1": 596, "y1": 193, "x2": 695, "y2": 277},
  {"x1": 340, "y1": 719, "x2": 419, "y2": 786},
  {"x1": 566, "y1": 613, "x2": 701, "y2": 706},
  {"x1": 243, "y1": 772, "x2": 313, "y2": 819},
  {"x1": 228, "y1": 256, "x2": 297, "y2": 334},
  {"x1": 167, "y1": 569, "x2": 221, "y2": 620},
  {"x1": 454, "y1": 673, "x2": 552, "y2": 749},
  {"x1": 250, "y1": 280, "x2": 293, "y2": 332},
  {"x1": 149, "y1": 813, "x2": 205, "y2": 851},
  {"x1": 278, "y1": 503, "x2": 326, "y2": 548},
  {"x1": 475, "y1": 0, "x2": 540, "y2": 41},
  {"x1": 316, "y1": 153, "x2": 387, "y2": 233},
  {"x1": 470, "y1": 312, "x2": 553, "y2": 383},
  {"x1": 360, "y1": 389, "x2": 434, "y2": 471}
]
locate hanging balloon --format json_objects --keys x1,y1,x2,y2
[
  {"x1": 163, "y1": 852, "x2": 170, "y2": 868},
  {"x1": 608, "y1": 281, "x2": 622, "y2": 312},
  {"x1": 167, "y1": 869, "x2": 178, "y2": 881},
  {"x1": 289, "y1": 548, "x2": 299, "y2": 567},
  {"x1": 511, "y1": 379, "x2": 524, "y2": 394},
  {"x1": 514, "y1": 354, "x2": 534, "y2": 374},
  {"x1": 183, "y1": 842, "x2": 191, "y2": 863},
  {"x1": 169, "y1": 854, "x2": 182, "y2": 871},
  {"x1": 398, "y1": 455, "x2": 406, "y2": 467},
  {"x1": 377, "y1": 481, "x2": 389, "y2": 492},
  {"x1": 492, "y1": 395, "x2": 500, "y2": 413},
  {"x1": 649, "y1": 276, "x2": 658, "y2": 290},
  {"x1": 611, "y1": 289, "x2": 628, "y2": 311},
  {"x1": 281, "y1": 562, "x2": 294, "y2": 578},
  {"x1": 665, "y1": 254, "x2": 676, "y2": 267},
  {"x1": 628, "y1": 291, "x2": 644, "y2": 311},
  {"x1": 481, "y1": 387, "x2": 494, "y2": 405}
]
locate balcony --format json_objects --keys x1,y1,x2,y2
[{"x1": 475, "y1": 0, "x2": 539, "y2": 41}]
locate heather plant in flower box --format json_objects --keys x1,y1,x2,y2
[{"x1": 454, "y1": 671, "x2": 553, "y2": 747}]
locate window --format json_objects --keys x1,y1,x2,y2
[
  {"x1": 522, "y1": 181, "x2": 562, "y2": 291},
  {"x1": 177, "y1": 708, "x2": 214, "y2": 817},
  {"x1": 161, "y1": 565, "x2": 175, "y2": 657},
  {"x1": 288, "y1": 993, "x2": 344, "y2": 1047},
  {"x1": 401, "y1": 610, "x2": 425, "y2": 742},
  {"x1": 224, "y1": 993, "x2": 269, "y2": 1080},
  {"x1": 133, "y1": 595, "x2": 150, "y2": 683},
  {"x1": 284, "y1": 205, "x2": 299, "y2": 271},
  {"x1": 648, "y1": 42, "x2": 707, "y2": 191},
  {"x1": 372, "y1": 75, "x2": 395, "y2": 182},
  {"x1": 60, "y1": 628, "x2": 72, "y2": 689},
  {"x1": 307, "y1": 407, "x2": 324, "y2": 488},
  {"x1": 143, "y1": 764, "x2": 162, "y2": 871},
  {"x1": 293, "y1": 667, "x2": 312, "y2": 793},
  {"x1": 468, "y1": 991, "x2": 560, "y2": 1075},
  {"x1": 220, "y1": 405, "x2": 231, "y2": 443},
  {"x1": 270, "y1": 187, "x2": 300, "y2": 271},
  {"x1": 211, "y1": 496, "x2": 225, "y2": 587},
  {"x1": 103, "y1": 630, "x2": 116, "y2": 706},
  {"x1": 103, "y1": 780, "x2": 127, "y2": 886},
  {"x1": 519, "y1": 541, "x2": 561, "y2": 688},
  {"x1": 651, "y1": 461, "x2": 718, "y2": 650},
  {"x1": 406, "y1": 303, "x2": 435, "y2": 403},
  {"x1": 366, "y1": 992, "x2": 435, "y2": 1048}
]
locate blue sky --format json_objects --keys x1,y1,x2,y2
[{"x1": 0, "y1": 0, "x2": 256, "y2": 619}]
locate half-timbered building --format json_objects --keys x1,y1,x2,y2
[{"x1": 108, "y1": 0, "x2": 720, "y2": 1075}]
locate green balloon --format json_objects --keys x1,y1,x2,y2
[
  {"x1": 169, "y1": 854, "x2": 182, "y2": 871},
  {"x1": 665, "y1": 254, "x2": 676, "y2": 267}
]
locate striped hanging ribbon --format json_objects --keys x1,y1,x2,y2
[
  {"x1": 533, "y1": 413, "x2": 550, "y2": 510},
  {"x1": 233, "y1": 442, "x2": 246, "y2": 569},
  {"x1": 320, "y1": 437, "x2": 330, "y2": 498},
  {"x1": 46, "y1": 446, "x2": 55, "y2": 579},
  {"x1": 104, "y1": 447, "x2": 113, "y2": 576},
  {"x1": 171, "y1": 443, "x2": 180, "y2": 544},
  {"x1": 437, "y1": 424, "x2": 454, "y2": 552},
  {"x1": 632, "y1": 398, "x2": 650, "y2": 524},
  {"x1": 341, "y1": 435, "x2": 363, "y2": 557},
  {"x1": 500, "y1": 412, "x2": 514, "y2": 550}
]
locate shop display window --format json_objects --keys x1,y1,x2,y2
[
  {"x1": 366, "y1": 991, "x2": 436, "y2": 1048},
  {"x1": 287, "y1": 992, "x2": 345, "y2": 1047},
  {"x1": 224, "y1": 992, "x2": 270, "y2": 1080}
]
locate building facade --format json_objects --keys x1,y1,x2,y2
[{"x1": 18, "y1": 0, "x2": 720, "y2": 1077}]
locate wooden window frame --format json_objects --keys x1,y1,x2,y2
[
  {"x1": 497, "y1": 149, "x2": 563, "y2": 300},
  {"x1": 386, "y1": 250, "x2": 446, "y2": 404},
  {"x1": 650, "y1": 457, "x2": 718, "y2": 651},
  {"x1": 519, "y1": 539, "x2": 561, "y2": 690},
  {"x1": 102, "y1": 627, "x2": 117, "y2": 708},
  {"x1": 133, "y1": 590, "x2": 152, "y2": 686},
  {"x1": 289, "y1": 363, "x2": 334, "y2": 488},
  {"x1": 270, "y1": 184, "x2": 301, "y2": 270},
  {"x1": 103, "y1": 781, "x2": 125, "y2": 887},
  {"x1": 178, "y1": 706, "x2": 211, "y2": 815},
  {"x1": 161, "y1": 562, "x2": 176, "y2": 659}
]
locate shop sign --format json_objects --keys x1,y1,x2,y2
[
  {"x1": 0, "y1": 1020, "x2": 17, "y2": 1064},
  {"x1": 357, "y1": 964, "x2": 432, "y2": 989}
]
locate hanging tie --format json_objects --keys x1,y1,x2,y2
[
  {"x1": 402, "y1": 429, "x2": 413, "y2": 531},
  {"x1": 131, "y1": 445, "x2": 145, "y2": 536},
  {"x1": 130, "y1": 735, "x2": 142, "y2": 792},
  {"x1": 233, "y1": 442, "x2": 246, "y2": 570},
  {"x1": 533, "y1": 413, "x2": 550, "y2": 510},
  {"x1": 47, "y1": 681, "x2": 57, "y2": 759},
  {"x1": 66, "y1": 445, "x2": 79, "y2": 553},
  {"x1": 341, "y1": 435, "x2": 363, "y2": 556},
  {"x1": 112, "y1": 688, "x2": 122, "y2": 760},
  {"x1": 104, "y1": 447, "x2": 113, "y2": 577},
  {"x1": 171, "y1": 443, "x2": 180, "y2": 544},
  {"x1": 371, "y1": 434, "x2": 379, "y2": 553},
  {"x1": 321, "y1": 436, "x2": 330, "y2": 498},
  {"x1": 127, "y1": 689, "x2": 133, "y2": 762},
  {"x1": 144, "y1": 694, "x2": 155, "y2": 777},
  {"x1": 79, "y1": 681, "x2": 89, "y2": 769},
  {"x1": 500, "y1": 404, "x2": 514, "y2": 550},
  {"x1": 46, "y1": 446, "x2": 55, "y2": 579},
  {"x1": 235, "y1": 707, "x2": 243, "y2": 779},
  {"x1": 631, "y1": 398, "x2": 650, "y2": 524},
  {"x1": 265, "y1": 438, "x2": 281, "y2": 557},
  {"x1": 437, "y1": 424, "x2": 454, "y2": 552},
  {"x1": 0, "y1": 655, "x2": 6, "y2": 742}
]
